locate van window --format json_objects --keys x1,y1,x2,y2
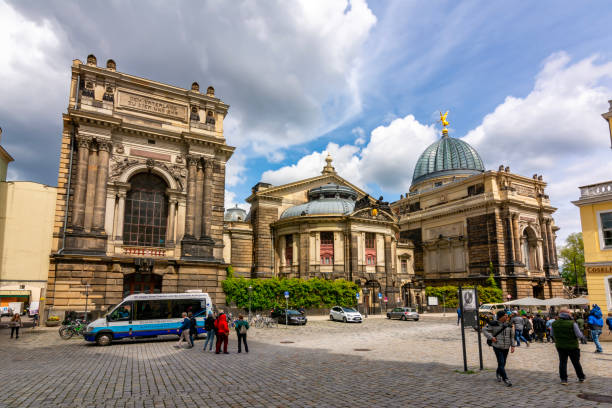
[
  {"x1": 169, "y1": 299, "x2": 204, "y2": 318},
  {"x1": 108, "y1": 303, "x2": 132, "y2": 322},
  {"x1": 134, "y1": 299, "x2": 172, "y2": 320}
]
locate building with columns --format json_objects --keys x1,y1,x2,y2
[
  {"x1": 45, "y1": 55, "x2": 234, "y2": 319},
  {"x1": 222, "y1": 156, "x2": 415, "y2": 311},
  {"x1": 391, "y1": 125, "x2": 563, "y2": 300}
]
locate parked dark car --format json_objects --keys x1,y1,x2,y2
[
  {"x1": 272, "y1": 309, "x2": 307, "y2": 325},
  {"x1": 386, "y1": 307, "x2": 419, "y2": 321}
]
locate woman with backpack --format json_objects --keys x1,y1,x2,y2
[
  {"x1": 234, "y1": 315, "x2": 250, "y2": 353},
  {"x1": 483, "y1": 310, "x2": 516, "y2": 387}
]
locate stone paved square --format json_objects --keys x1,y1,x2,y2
[{"x1": 0, "y1": 315, "x2": 610, "y2": 408}]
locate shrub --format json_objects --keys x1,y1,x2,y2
[{"x1": 222, "y1": 277, "x2": 359, "y2": 310}]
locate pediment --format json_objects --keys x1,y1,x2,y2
[
  {"x1": 351, "y1": 207, "x2": 396, "y2": 222},
  {"x1": 247, "y1": 173, "x2": 369, "y2": 203}
]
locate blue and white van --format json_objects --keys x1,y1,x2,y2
[{"x1": 84, "y1": 292, "x2": 213, "y2": 346}]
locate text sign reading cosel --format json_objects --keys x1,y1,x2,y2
[{"x1": 118, "y1": 91, "x2": 187, "y2": 120}]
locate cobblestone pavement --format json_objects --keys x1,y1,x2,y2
[{"x1": 0, "y1": 316, "x2": 610, "y2": 408}]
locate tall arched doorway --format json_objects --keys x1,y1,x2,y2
[{"x1": 123, "y1": 173, "x2": 169, "y2": 247}]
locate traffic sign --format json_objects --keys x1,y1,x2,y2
[
  {"x1": 383, "y1": 297, "x2": 388, "y2": 303},
  {"x1": 378, "y1": 292, "x2": 382, "y2": 299},
  {"x1": 284, "y1": 291, "x2": 289, "y2": 298},
  {"x1": 355, "y1": 293, "x2": 360, "y2": 299}
]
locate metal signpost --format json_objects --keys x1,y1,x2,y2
[
  {"x1": 378, "y1": 292, "x2": 382, "y2": 314},
  {"x1": 284, "y1": 291, "x2": 289, "y2": 327},
  {"x1": 475, "y1": 286, "x2": 483, "y2": 370},
  {"x1": 248, "y1": 285, "x2": 253, "y2": 321},
  {"x1": 458, "y1": 285, "x2": 468, "y2": 372}
]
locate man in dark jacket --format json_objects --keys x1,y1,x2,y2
[
  {"x1": 551, "y1": 308, "x2": 586, "y2": 385},
  {"x1": 176, "y1": 312, "x2": 191, "y2": 348},
  {"x1": 533, "y1": 314, "x2": 546, "y2": 343},
  {"x1": 587, "y1": 305, "x2": 604, "y2": 353},
  {"x1": 188, "y1": 312, "x2": 197, "y2": 347}
]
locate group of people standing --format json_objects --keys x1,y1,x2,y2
[
  {"x1": 176, "y1": 310, "x2": 250, "y2": 354},
  {"x1": 483, "y1": 304, "x2": 611, "y2": 387}
]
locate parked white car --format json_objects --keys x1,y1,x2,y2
[{"x1": 329, "y1": 306, "x2": 363, "y2": 323}]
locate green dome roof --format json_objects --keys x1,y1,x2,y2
[
  {"x1": 412, "y1": 135, "x2": 484, "y2": 186},
  {"x1": 280, "y1": 183, "x2": 357, "y2": 220}
]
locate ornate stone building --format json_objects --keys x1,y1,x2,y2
[
  {"x1": 222, "y1": 157, "x2": 415, "y2": 311},
  {"x1": 391, "y1": 125, "x2": 564, "y2": 300},
  {"x1": 46, "y1": 55, "x2": 234, "y2": 318}
]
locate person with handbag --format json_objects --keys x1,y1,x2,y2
[
  {"x1": 234, "y1": 314, "x2": 250, "y2": 353},
  {"x1": 483, "y1": 310, "x2": 516, "y2": 387},
  {"x1": 9, "y1": 313, "x2": 22, "y2": 339}
]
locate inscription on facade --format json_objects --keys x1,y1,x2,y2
[
  {"x1": 118, "y1": 91, "x2": 187, "y2": 120},
  {"x1": 512, "y1": 183, "x2": 536, "y2": 198}
]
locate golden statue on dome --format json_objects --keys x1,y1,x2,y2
[{"x1": 439, "y1": 111, "x2": 449, "y2": 136}]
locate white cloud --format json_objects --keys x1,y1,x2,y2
[
  {"x1": 352, "y1": 127, "x2": 366, "y2": 145},
  {"x1": 261, "y1": 142, "x2": 363, "y2": 187},
  {"x1": 224, "y1": 190, "x2": 250, "y2": 212}
]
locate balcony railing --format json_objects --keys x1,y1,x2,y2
[
  {"x1": 123, "y1": 246, "x2": 166, "y2": 257},
  {"x1": 579, "y1": 181, "x2": 612, "y2": 198}
]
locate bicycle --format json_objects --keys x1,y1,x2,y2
[{"x1": 59, "y1": 319, "x2": 88, "y2": 339}]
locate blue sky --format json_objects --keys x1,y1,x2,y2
[{"x1": 1, "y1": 0, "x2": 612, "y2": 245}]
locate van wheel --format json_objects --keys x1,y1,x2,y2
[
  {"x1": 96, "y1": 333, "x2": 113, "y2": 346},
  {"x1": 330, "y1": 315, "x2": 334, "y2": 321}
]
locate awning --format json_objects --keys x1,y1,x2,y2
[
  {"x1": 543, "y1": 297, "x2": 589, "y2": 306},
  {"x1": 0, "y1": 290, "x2": 31, "y2": 298},
  {"x1": 503, "y1": 297, "x2": 548, "y2": 306}
]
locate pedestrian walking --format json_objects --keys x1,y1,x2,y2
[
  {"x1": 533, "y1": 314, "x2": 546, "y2": 343},
  {"x1": 176, "y1": 312, "x2": 191, "y2": 348},
  {"x1": 214, "y1": 310, "x2": 229, "y2": 354},
  {"x1": 546, "y1": 316, "x2": 556, "y2": 343},
  {"x1": 235, "y1": 314, "x2": 249, "y2": 353},
  {"x1": 9, "y1": 313, "x2": 22, "y2": 339},
  {"x1": 522, "y1": 314, "x2": 533, "y2": 342},
  {"x1": 203, "y1": 311, "x2": 216, "y2": 351},
  {"x1": 188, "y1": 312, "x2": 198, "y2": 347},
  {"x1": 483, "y1": 310, "x2": 516, "y2": 387},
  {"x1": 587, "y1": 305, "x2": 604, "y2": 353},
  {"x1": 456, "y1": 307, "x2": 461, "y2": 326},
  {"x1": 551, "y1": 308, "x2": 586, "y2": 385},
  {"x1": 511, "y1": 311, "x2": 529, "y2": 347}
]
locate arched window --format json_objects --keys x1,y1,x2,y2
[{"x1": 123, "y1": 173, "x2": 168, "y2": 247}]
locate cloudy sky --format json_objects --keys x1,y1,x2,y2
[{"x1": 1, "y1": 0, "x2": 612, "y2": 246}]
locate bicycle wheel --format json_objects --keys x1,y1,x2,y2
[
  {"x1": 269, "y1": 318, "x2": 277, "y2": 328},
  {"x1": 255, "y1": 319, "x2": 263, "y2": 329},
  {"x1": 59, "y1": 326, "x2": 75, "y2": 339}
]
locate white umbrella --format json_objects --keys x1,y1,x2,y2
[
  {"x1": 565, "y1": 297, "x2": 590, "y2": 305},
  {"x1": 503, "y1": 297, "x2": 548, "y2": 306}
]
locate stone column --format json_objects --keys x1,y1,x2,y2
[
  {"x1": 540, "y1": 219, "x2": 550, "y2": 267},
  {"x1": 166, "y1": 198, "x2": 177, "y2": 244},
  {"x1": 202, "y1": 159, "x2": 213, "y2": 237},
  {"x1": 93, "y1": 141, "x2": 111, "y2": 231},
  {"x1": 83, "y1": 143, "x2": 99, "y2": 231},
  {"x1": 72, "y1": 137, "x2": 91, "y2": 228},
  {"x1": 184, "y1": 156, "x2": 198, "y2": 238},
  {"x1": 506, "y1": 215, "x2": 515, "y2": 263},
  {"x1": 194, "y1": 161, "x2": 204, "y2": 239},
  {"x1": 115, "y1": 192, "x2": 126, "y2": 241},
  {"x1": 546, "y1": 220, "x2": 556, "y2": 266},
  {"x1": 512, "y1": 214, "x2": 522, "y2": 263}
]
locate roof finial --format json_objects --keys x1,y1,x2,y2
[
  {"x1": 439, "y1": 110, "x2": 449, "y2": 137},
  {"x1": 322, "y1": 153, "x2": 336, "y2": 175}
]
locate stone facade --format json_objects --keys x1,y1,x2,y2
[
  {"x1": 391, "y1": 166, "x2": 564, "y2": 301},
  {"x1": 46, "y1": 55, "x2": 234, "y2": 319}
]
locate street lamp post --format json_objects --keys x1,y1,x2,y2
[{"x1": 248, "y1": 285, "x2": 253, "y2": 321}]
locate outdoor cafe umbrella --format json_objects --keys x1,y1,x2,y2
[{"x1": 503, "y1": 297, "x2": 548, "y2": 306}]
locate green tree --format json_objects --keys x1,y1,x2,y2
[{"x1": 558, "y1": 232, "x2": 585, "y2": 288}]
